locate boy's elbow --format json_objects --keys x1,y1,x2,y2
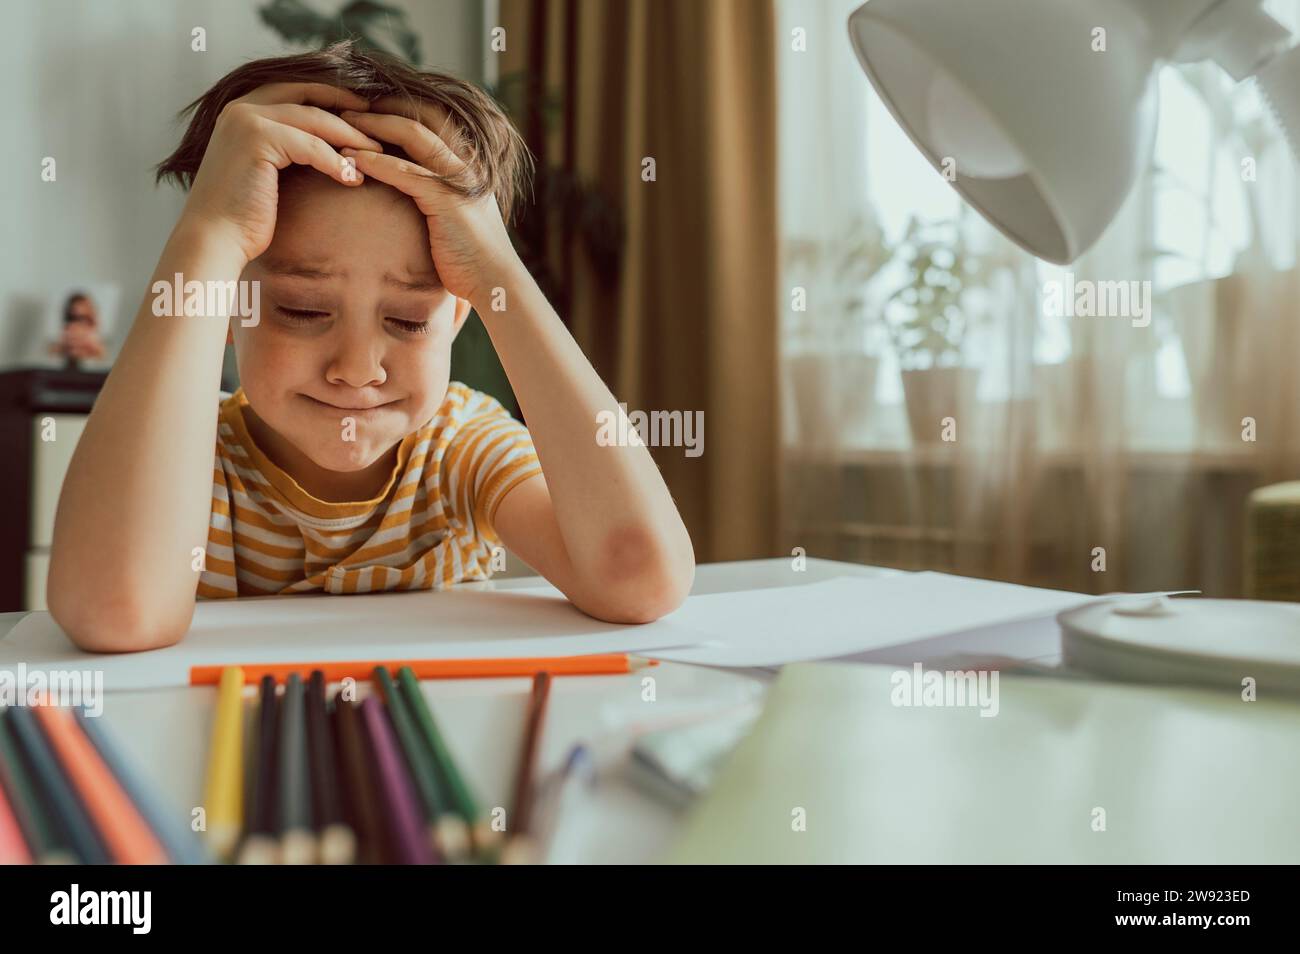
[
  {"x1": 582, "y1": 527, "x2": 695, "y2": 624},
  {"x1": 47, "y1": 583, "x2": 191, "y2": 654}
]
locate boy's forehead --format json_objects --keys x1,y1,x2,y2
[
  {"x1": 256, "y1": 255, "x2": 442, "y2": 292},
  {"x1": 266, "y1": 174, "x2": 435, "y2": 277}
]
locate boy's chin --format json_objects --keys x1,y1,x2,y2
[{"x1": 306, "y1": 443, "x2": 395, "y2": 474}]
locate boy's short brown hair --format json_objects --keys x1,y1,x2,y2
[{"x1": 156, "y1": 41, "x2": 532, "y2": 226}]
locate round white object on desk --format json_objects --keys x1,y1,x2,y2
[{"x1": 1059, "y1": 596, "x2": 1300, "y2": 695}]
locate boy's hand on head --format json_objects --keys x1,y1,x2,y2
[
  {"x1": 338, "y1": 98, "x2": 524, "y2": 308},
  {"x1": 177, "y1": 83, "x2": 384, "y2": 264}
]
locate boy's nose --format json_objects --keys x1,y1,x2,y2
[{"x1": 325, "y1": 331, "x2": 387, "y2": 389}]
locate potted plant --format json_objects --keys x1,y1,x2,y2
[{"x1": 881, "y1": 215, "x2": 990, "y2": 445}]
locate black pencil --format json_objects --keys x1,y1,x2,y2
[
  {"x1": 306, "y1": 670, "x2": 354, "y2": 864},
  {"x1": 238, "y1": 675, "x2": 279, "y2": 864},
  {"x1": 5, "y1": 705, "x2": 109, "y2": 864},
  {"x1": 502, "y1": 671, "x2": 553, "y2": 864},
  {"x1": 276, "y1": 672, "x2": 312, "y2": 864},
  {"x1": 333, "y1": 699, "x2": 388, "y2": 864}
]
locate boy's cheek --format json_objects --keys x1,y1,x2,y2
[{"x1": 234, "y1": 327, "x2": 315, "y2": 388}]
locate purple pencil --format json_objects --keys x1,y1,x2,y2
[{"x1": 360, "y1": 697, "x2": 440, "y2": 865}]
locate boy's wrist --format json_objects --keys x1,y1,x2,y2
[
  {"x1": 165, "y1": 216, "x2": 251, "y2": 276},
  {"x1": 469, "y1": 255, "x2": 536, "y2": 317}
]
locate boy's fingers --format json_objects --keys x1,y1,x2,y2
[
  {"x1": 339, "y1": 111, "x2": 466, "y2": 176},
  {"x1": 277, "y1": 126, "x2": 365, "y2": 187},
  {"x1": 367, "y1": 95, "x2": 452, "y2": 131},
  {"x1": 237, "y1": 82, "x2": 370, "y2": 113},
  {"x1": 367, "y1": 95, "x2": 475, "y2": 164},
  {"x1": 339, "y1": 148, "x2": 442, "y2": 201},
  {"x1": 256, "y1": 104, "x2": 383, "y2": 152}
]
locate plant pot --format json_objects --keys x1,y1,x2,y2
[{"x1": 900, "y1": 366, "x2": 979, "y2": 445}]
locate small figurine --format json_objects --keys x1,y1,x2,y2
[{"x1": 49, "y1": 292, "x2": 107, "y2": 368}]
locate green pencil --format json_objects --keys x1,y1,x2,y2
[
  {"x1": 395, "y1": 666, "x2": 493, "y2": 854},
  {"x1": 373, "y1": 667, "x2": 469, "y2": 860}
]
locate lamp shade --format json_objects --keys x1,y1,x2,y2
[{"x1": 848, "y1": 0, "x2": 1160, "y2": 264}]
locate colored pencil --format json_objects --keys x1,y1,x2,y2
[
  {"x1": 238, "y1": 675, "x2": 279, "y2": 864},
  {"x1": 306, "y1": 671, "x2": 355, "y2": 864},
  {"x1": 533, "y1": 744, "x2": 597, "y2": 863},
  {"x1": 359, "y1": 696, "x2": 438, "y2": 865},
  {"x1": 502, "y1": 671, "x2": 553, "y2": 864},
  {"x1": 5, "y1": 704, "x2": 109, "y2": 863},
  {"x1": 33, "y1": 704, "x2": 168, "y2": 864},
  {"x1": 276, "y1": 673, "x2": 313, "y2": 864},
  {"x1": 202, "y1": 666, "x2": 244, "y2": 860},
  {"x1": 74, "y1": 709, "x2": 211, "y2": 865},
  {"x1": 190, "y1": 654, "x2": 654, "y2": 686},
  {"x1": 0, "y1": 742, "x2": 32, "y2": 864},
  {"x1": 395, "y1": 666, "x2": 490, "y2": 852},
  {"x1": 0, "y1": 710, "x2": 69, "y2": 863},
  {"x1": 373, "y1": 667, "x2": 468, "y2": 860},
  {"x1": 333, "y1": 700, "x2": 387, "y2": 864}
]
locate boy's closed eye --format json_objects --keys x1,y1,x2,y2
[{"x1": 273, "y1": 304, "x2": 433, "y2": 335}]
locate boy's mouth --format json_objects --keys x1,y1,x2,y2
[{"x1": 301, "y1": 394, "x2": 396, "y2": 413}]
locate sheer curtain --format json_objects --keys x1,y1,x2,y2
[{"x1": 778, "y1": 0, "x2": 1300, "y2": 596}]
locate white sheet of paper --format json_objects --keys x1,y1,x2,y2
[
  {"x1": 643, "y1": 572, "x2": 1092, "y2": 667},
  {"x1": 0, "y1": 587, "x2": 705, "y2": 691}
]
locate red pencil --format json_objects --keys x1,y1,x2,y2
[{"x1": 0, "y1": 774, "x2": 32, "y2": 864}]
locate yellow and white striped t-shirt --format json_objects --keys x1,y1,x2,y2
[{"x1": 198, "y1": 383, "x2": 541, "y2": 599}]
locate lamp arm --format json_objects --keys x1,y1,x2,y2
[{"x1": 1168, "y1": 0, "x2": 1300, "y2": 164}]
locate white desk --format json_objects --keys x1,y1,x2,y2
[{"x1": 0, "y1": 557, "x2": 907, "y2": 864}]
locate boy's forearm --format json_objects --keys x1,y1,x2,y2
[
  {"x1": 472, "y1": 264, "x2": 695, "y2": 601},
  {"x1": 47, "y1": 225, "x2": 246, "y2": 650}
]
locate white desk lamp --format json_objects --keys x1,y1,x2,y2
[{"x1": 848, "y1": 0, "x2": 1300, "y2": 264}]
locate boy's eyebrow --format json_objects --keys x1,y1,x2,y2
[
  {"x1": 261, "y1": 262, "x2": 337, "y2": 281},
  {"x1": 260, "y1": 262, "x2": 442, "y2": 292},
  {"x1": 383, "y1": 271, "x2": 443, "y2": 293}
]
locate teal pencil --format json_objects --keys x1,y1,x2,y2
[
  {"x1": 395, "y1": 666, "x2": 490, "y2": 853},
  {"x1": 74, "y1": 709, "x2": 211, "y2": 864},
  {"x1": 277, "y1": 673, "x2": 313, "y2": 864},
  {"x1": 0, "y1": 709, "x2": 73, "y2": 864},
  {"x1": 373, "y1": 667, "x2": 469, "y2": 860},
  {"x1": 5, "y1": 705, "x2": 110, "y2": 864}
]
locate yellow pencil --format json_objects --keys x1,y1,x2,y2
[{"x1": 203, "y1": 666, "x2": 245, "y2": 860}]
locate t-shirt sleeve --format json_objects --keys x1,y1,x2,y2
[{"x1": 441, "y1": 389, "x2": 542, "y2": 543}]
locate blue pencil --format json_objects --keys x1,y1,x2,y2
[
  {"x1": 74, "y1": 708, "x2": 211, "y2": 865},
  {"x1": 5, "y1": 705, "x2": 109, "y2": 864}
]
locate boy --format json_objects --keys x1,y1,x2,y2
[{"x1": 47, "y1": 44, "x2": 695, "y2": 652}]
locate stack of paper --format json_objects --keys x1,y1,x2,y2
[
  {"x1": 0, "y1": 571, "x2": 1094, "y2": 690},
  {"x1": 0, "y1": 587, "x2": 705, "y2": 691}
]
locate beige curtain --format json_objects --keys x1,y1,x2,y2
[{"x1": 499, "y1": 0, "x2": 780, "y2": 564}]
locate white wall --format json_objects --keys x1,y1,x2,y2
[{"x1": 0, "y1": 0, "x2": 485, "y2": 368}]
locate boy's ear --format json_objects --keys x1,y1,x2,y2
[{"x1": 452, "y1": 297, "x2": 472, "y2": 333}]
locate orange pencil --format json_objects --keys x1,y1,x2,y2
[
  {"x1": 32, "y1": 706, "x2": 168, "y2": 865},
  {"x1": 0, "y1": 777, "x2": 32, "y2": 865},
  {"x1": 190, "y1": 654, "x2": 657, "y2": 686}
]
